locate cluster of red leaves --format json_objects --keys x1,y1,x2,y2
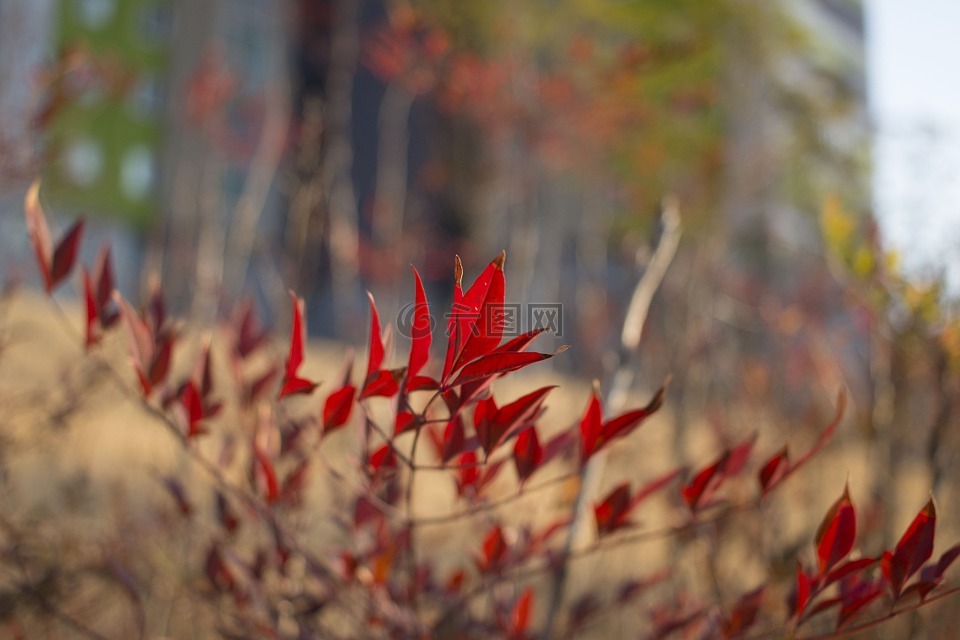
[{"x1": 22, "y1": 190, "x2": 960, "y2": 639}]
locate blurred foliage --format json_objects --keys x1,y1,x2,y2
[{"x1": 385, "y1": 0, "x2": 858, "y2": 236}]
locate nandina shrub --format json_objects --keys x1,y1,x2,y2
[{"x1": 5, "y1": 184, "x2": 960, "y2": 639}]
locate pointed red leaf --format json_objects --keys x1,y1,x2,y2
[
  {"x1": 596, "y1": 385, "x2": 665, "y2": 451},
  {"x1": 279, "y1": 292, "x2": 318, "y2": 398},
  {"x1": 93, "y1": 246, "x2": 117, "y2": 324},
  {"x1": 825, "y1": 557, "x2": 878, "y2": 588},
  {"x1": 579, "y1": 388, "x2": 603, "y2": 464},
  {"x1": 513, "y1": 426, "x2": 543, "y2": 484},
  {"x1": 446, "y1": 349, "x2": 559, "y2": 388},
  {"x1": 453, "y1": 251, "x2": 506, "y2": 371},
  {"x1": 181, "y1": 380, "x2": 206, "y2": 438},
  {"x1": 594, "y1": 483, "x2": 632, "y2": 536},
  {"x1": 365, "y1": 291, "x2": 386, "y2": 373},
  {"x1": 406, "y1": 267, "x2": 432, "y2": 386},
  {"x1": 795, "y1": 562, "x2": 813, "y2": 618},
  {"x1": 475, "y1": 386, "x2": 554, "y2": 456},
  {"x1": 837, "y1": 578, "x2": 884, "y2": 628},
  {"x1": 491, "y1": 328, "x2": 548, "y2": 354},
  {"x1": 234, "y1": 298, "x2": 269, "y2": 358},
  {"x1": 815, "y1": 486, "x2": 857, "y2": 576},
  {"x1": 322, "y1": 384, "x2": 356, "y2": 433},
  {"x1": 82, "y1": 268, "x2": 99, "y2": 349},
  {"x1": 680, "y1": 438, "x2": 755, "y2": 512},
  {"x1": 49, "y1": 219, "x2": 84, "y2": 289},
  {"x1": 442, "y1": 255, "x2": 465, "y2": 382},
  {"x1": 368, "y1": 443, "x2": 397, "y2": 477},
  {"x1": 883, "y1": 498, "x2": 936, "y2": 597},
  {"x1": 758, "y1": 446, "x2": 790, "y2": 496}
]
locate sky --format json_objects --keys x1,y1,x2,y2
[{"x1": 867, "y1": 0, "x2": 960, "y2": 288}]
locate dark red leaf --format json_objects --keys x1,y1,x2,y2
[
  {"x1": 442, "y1": 255, "x2": 465, "y2": 382},
  {"x1": 815, "y1": 486, "x2": 857, "y2": 576},
  {"x1": 246, "y1": 366, "x2": 279, "y2": 404},
  {"x1": 406, "y1": 267, "x2": 432, "y2": 386},
  {"x1": 475, "y1": 386, "x2": 554, "y2": 456},
  {"x1": 758, "y1": 446, "x2": 790, "y2": 496},
  {"x1": 322, "y1": 384, "x2": 355, "y2": 433},
  {"x1": 837, "y1": 578, "x2": 884, "y2": 628},
  {"x1": 594, "y1": 483, "x2": 632, "y2": 536},
  {"x1": 279, "y1": 292, "x2": 318, "y2": 398},
  {"x1": 594, "y1": 385, "x2": 665, "y2": 454},
  {"x1": 93, "y1": 245, "x2": 117, "y2": 325},
  {"x1": 82, "y1": 268, "x2": 99, "y2": 349},
  {"x1": 446, "y1": 349, "x2": 560, "y2": 388},
  {"x1": 49, "y1": 219, "x2": 84, "y2": 290},
  {"x1": 824, "y1": 557, "x2": 878, "y2": 588},
  {"x1": 680, "y1": 438, "x2": 755, "y2": 512},
  {"x1": 883, "y1": 498, "x2": 936, "y2": 598},
  {"x1": 441, "y1": 415, "x2": 467, "y2": 462},
  {"x1": 513, "y1": 426, "x2": 543, "y2": 484}
]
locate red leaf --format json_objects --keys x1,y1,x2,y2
[
  {"x1": 406, "y1": 267, "x2": 432, "y2": 386},
  {"x1": 477, "y1": 524, "x2": 508, "y2": 573},
  {"x1": 824, "y1": 557, "x2": 878, "y2": 588},
  {"x1": 322, "y1": 384, "x2": 356, "y2": 433},
  {"x1": 837, "y1": 578, "x2": 884, "y2": 628},
  {"x1": 594, "y1": 483, "x2": 632, "y2": 536},
  {"x1": 579, "y1": 388, "x2": 603, "y2": 464},
  {"x1": 795, "y1": 562, "x2": 813, "y2": 618},
  {"x1": 509, "y1": 588, "x2": 533, "y2": 638},
  {"x1": 49, "y1": 219, "x2": 84, "y2": 290},
  {"x1": 363, "y1": 368, "x2": 402, "y2": 399},
  {"x1": 446, "y1": 349, "x2": 559, "y2": 388},
  {"x1": 594, "y1": 385, "x2": 665, "y2": 454},
  {"x1": 93, "y1": 246, "x2": 117, "y2": 325},
  {"x1": 513, "y1": 426, "x2": 543, "y2": 484},
  {"x1": 680, "y1": 438, "x2": 755, "y2": 512},
  {"x1": 453, "y1": 251, "x2": 506, "y2": 371},
  {"x1": 491, "y1": 328, "x2": 547, "y2": 354},
  {"x1": 883, "y1": 498, "x2": 936, "y2": 598},
  {"x1": 758, "y1": 446, "x2": 790, "y2": 495},
  {"x1": 181, "y1": 381, "x2": 206, "y2": 438},
  {"x1": 443, "y1": 252, "x2": 505, "y2": 382},
  {"x1": 365, "y1": 291, "x2": 386, "y2": 373},
  {"x1": 394, "y1": 409, "x2": 417, "y2": 436},
  {"x1": 475, "y1": 386, "x2": 554, "y2": 456},
  {"x1": 722, "y1": 586, "x2": 764, "y2": 638},
  {"x1": 368, "y1": 443, "x2": 397, "y2": 476},
  {"x1": 279, "y1": 292, "x2": 318, "y2": 398},
  {"x1": 82, "y1": 268, "x2": 99, "y2": 349},
  {"x1": 815, "y1": 486, "x2": 857, "y2": 576}
]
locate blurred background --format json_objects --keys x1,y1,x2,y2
[{"x1": 2, "y1": 0, "x2": 960, "y2": 532}]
